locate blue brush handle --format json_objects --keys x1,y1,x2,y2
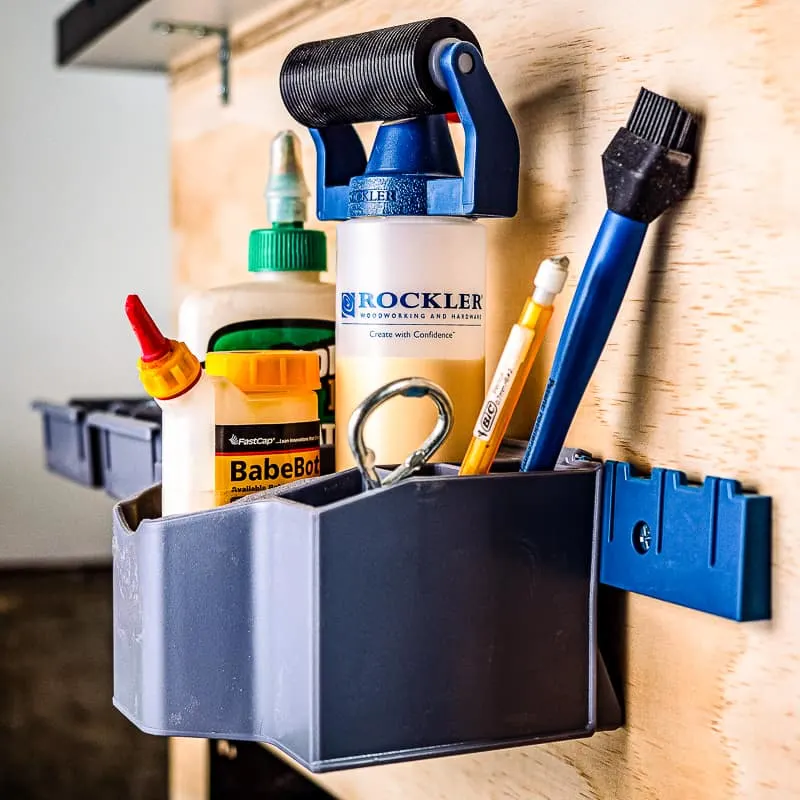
[{"x1": 520, "y1": 210, "x2": 648, "y2": 472}]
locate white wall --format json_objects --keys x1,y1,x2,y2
[{"x1": 0, "y1": 1, "x2": 170, "y2": 564}]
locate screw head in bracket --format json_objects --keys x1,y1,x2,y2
[{"x1": 632, "y1": 520, "x2": 652, "y2": 554}]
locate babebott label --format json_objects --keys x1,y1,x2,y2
[{"x1": 215, "y1": 421, "x2": 320, "y2": 504}]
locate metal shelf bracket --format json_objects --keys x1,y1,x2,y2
[{"x1": 152, "y1": 20, "x2": 231, "y2": 104}]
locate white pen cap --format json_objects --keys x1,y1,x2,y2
[{"x1": 532, "y1": 255, "x2": 570, "y2": 306}]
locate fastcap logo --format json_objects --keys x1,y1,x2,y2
[
  {"x1": 340, "y1": 290, "x2": 483, "y2": 317},
  {"x1": 228, "y1": 434, "x2": 276, "y2": 447}
]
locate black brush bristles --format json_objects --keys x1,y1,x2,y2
[
  {"x1": 626, "y1": 87, "x2": 696, "y2": 154},
  {"x1": 602, "y1": 86, "x2": 699, "y2": 222}
]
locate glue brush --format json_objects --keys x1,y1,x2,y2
[{"x1": 521, "y1": 87, "x2": 697, "y2": 472}]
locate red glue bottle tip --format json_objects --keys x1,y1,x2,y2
[{"x1": 125, "y1": 294, "x2": 171, "y2": 362}]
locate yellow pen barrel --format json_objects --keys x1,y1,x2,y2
[{"x1": 460, "y1": 301, "x2": 553, "y2": 475}]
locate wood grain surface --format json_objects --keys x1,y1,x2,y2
[{"x1": 169, "y1": 1, "x2": 800, "y2": 797}]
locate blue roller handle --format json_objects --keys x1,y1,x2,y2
[{"x1": 521, "y1": 210, "x2": 648, "y2": 472}]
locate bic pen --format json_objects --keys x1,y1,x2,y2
[{"x1": 460, "y1": 256, "x2": 569, "y2": 476}]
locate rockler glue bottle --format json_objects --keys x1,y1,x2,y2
[
  {"x1": 280, "y1": 17, "x2": 520, "y2": 468},
  {"x1": 336, "y1": 206, "x2": 486, "y2": 467}
]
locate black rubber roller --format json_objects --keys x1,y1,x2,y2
[{"x1": 280, "y1": 18, "x2": 481, "y2": 127}]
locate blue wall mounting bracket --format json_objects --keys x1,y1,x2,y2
[{"x1": 599, "y1": 460, "x2": 772, "y2": 621}]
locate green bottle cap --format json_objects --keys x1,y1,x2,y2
[
  {"x1": 249, "y1": 130, "x2": 327, "y2": 272},
  {"x1": 248, "y1": 223, "x2": 327, "y2": 272}
]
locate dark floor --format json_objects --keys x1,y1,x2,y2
[{"x1": 0, "y1": 568, "x2": 167, "y2": 800}]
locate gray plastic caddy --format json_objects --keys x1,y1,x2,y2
[{"x1": 112, "y1": 456, "x2": 621, "y2": 772}]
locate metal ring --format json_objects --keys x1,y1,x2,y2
[{"x1": 348, "y1": 378, "x2": 454, "y2": 490}]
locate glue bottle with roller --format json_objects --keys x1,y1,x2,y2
[
  {"x1": 280, "y1": 17, "x2": 520, "y2": 468},
  {"x1": 126, "y1": 295, "x2": 215, "y2": 516}
]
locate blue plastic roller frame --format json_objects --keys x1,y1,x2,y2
[
  {"x1": 309, "y1": 40, "x2": 519, "y2": 221},
  {"x1": 599, "y1": 460, "x2": 772, "y2": 621}
]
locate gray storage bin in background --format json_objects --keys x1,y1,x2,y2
[
  {"x1": 112, "y1": 459, "x2": 621, "y2": 772},
  {"x1": 32, "y1": 397, "x2": 145, "y2": 487},
  {"x1": 34, "y1": 391, "x2": 335, "y2": 499},
  {"x1": 89, "y1": 409, "x2": 162, "y2": 500}
]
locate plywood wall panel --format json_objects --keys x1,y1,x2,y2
[{"x1": 170, "y1": 1, "x2": 800, "y2": 797}]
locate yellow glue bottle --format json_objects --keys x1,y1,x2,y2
[
  {"x1": 127, "y1": 296, "x2": 322, "y2": 513},
  {"x1": 204, "y1": 351, "x2": 321, "y2": 505}
]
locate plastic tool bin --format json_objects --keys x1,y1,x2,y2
[
  {"x1": 112, "y1": 453, "x2": 622, "y2": 771},
  {"x1": 34, "y1": 397, "x2": 336, "y2": 499},
  {"x1": 32, "y1": 397, "x2": 148, "y2": 488},
  {"x1": 88, "y1": 405, "x2": 163, "y2": 501}
]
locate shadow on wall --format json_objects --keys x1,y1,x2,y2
[
  {"x1": 486, "y1": 60, "x2": 588, "y2": 439},
  {"x1": 614, "y1": 106, "x2": 706, "y2": 470}
]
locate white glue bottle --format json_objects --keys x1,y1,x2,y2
[
  {"x1": 179, "y1": 131, "x2": 335, "y2": 446},
  {"x1": 337, "y1": 210, "x2": 485, "y2": 468},
  {"x1": 327, "y1": 114, "x2": 510, "y2": 469}
]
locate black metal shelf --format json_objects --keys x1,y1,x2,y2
[{"x1": 57, "y1": 0, "x2": 279, "y2": 71}]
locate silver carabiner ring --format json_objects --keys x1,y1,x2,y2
[{"x1": 348, "y1": 377, "x2": 454, "y2": 490}]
